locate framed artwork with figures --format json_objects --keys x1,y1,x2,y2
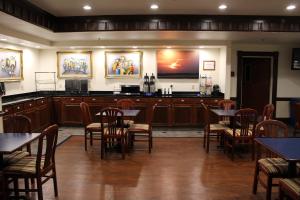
[
  {"x1": 0, "y1": 48, "x2": 23, "y2": 81},
  {"x1": 105, "y1": 51, "x2": 142, "y2": 78},
  {"x1": 57, "y1": 51, "x2": 92, "y2": 78}
]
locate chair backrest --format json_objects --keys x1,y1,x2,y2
[
  {"x1": 295, "y1": 103, "x2": 300, "y2": 128},
  {"x1": 255, "y1": 120, "x2": 288, "y2": 137},
  {"x1": 4, "y1": 114, "x2": 32, "y2": 133},
  {"x1": 36, "y1": 124, "x2": 58, "y2": 174},
  {"x1": 100, "y1": 107, "x2": 124, "y2": 137},
  {"x1": 262, "y1": 104, "x2": 274, "y2": 120},
  {"x1": 80, "y1": 102, "x2": 92, "y2": 126},
  {"x1": 233, "y1": 108, "x2": 258, "y2": 137},
  {"x1": 117, "y1": 99, "x2": 135, "y2": 109},
  {"x1": 218, "y1": 99, "x2": 235, "y2": 110}
]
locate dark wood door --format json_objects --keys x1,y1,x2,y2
[{"x1": 237, "y1": 52, "x2": 278, "y2": 114}]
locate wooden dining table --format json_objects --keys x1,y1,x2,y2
[
  {"x1": 0, "y1": 133, "x2": 40, "y2": 168},
  {"x1": 95, "y1": 109, "x2": 140, "y2": 117},
  {"x1": 255, "y1": 137, "x2": 300, "y2": 177},
  {"x1": 210, "y1": 109, "x2": 237, "y2": 127}
]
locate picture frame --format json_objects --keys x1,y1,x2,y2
[
  {"x1": 105, "y1": 51, "x2": 142, "y2": 78},
  {"x1": 203, "y1": 60, "x2": 216, "y2": 71},
  {"x1": 0, "y1": 48, "x2": 23, "y2": 81},
  {"x1": 57, "y1": 51, "x2": 92, "y2": 79}
]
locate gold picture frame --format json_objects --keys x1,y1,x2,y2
[
  {"x1": 57, "y1": 51, "x2": 93, "y2": 79},
  {"x1": 105, "y1": 51, "x2": 143, "y2": 78},
  {"x1": 0, "y1": 48, "x2": 23, "y2": 81},
  {"x1": 203, "y1": 60, "x2": 216, "y2": 71}
]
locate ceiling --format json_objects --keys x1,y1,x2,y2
[{"x1": 29, "y1": 0, "x2": 299, "y2": 16}]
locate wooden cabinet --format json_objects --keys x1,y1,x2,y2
[
  {"x1": 61, "y1": 97, "x2": 83, "y2": 125},
  {"x1": 151, "y1": 98, "x2": 172, "y2": 126},
  {"x1": 172, "y1": 98, "x2": 194, "y2": 126}
]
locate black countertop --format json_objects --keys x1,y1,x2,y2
[{"x1": 2, "y1": 91, "x2": 224, "y2": 106}]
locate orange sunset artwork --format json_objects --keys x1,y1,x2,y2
[{"x1": 157, "y1": 50, "x2": 199, "y2": 78}]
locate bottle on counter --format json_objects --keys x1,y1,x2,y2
[
  {"x1": 149, "y1": 73, "x2": 156, "y2": 94},
  {"x1": 143, "y1": 73, "x2": 150, "y2": 94}
]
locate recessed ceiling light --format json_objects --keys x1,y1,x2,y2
[
  {"x1": 150, "y1": 4, "x2": 159, "y2": 10},
  {"x1": 286, "y1": 4, "x2": 296, "y2": 10},
  {"x1": 167, "y1": 46, "x2": 171, "y2": 49},
  {"x1": 70, "y1": 46, "x2": 75, "y2": 49},
  {"x1": 199, "y1": 46, "x2": 204, "y2": 49},
  {"x1": 20, "y1": 42, "x2": 25, "y2": 45},
  {"x1": 218, "y1": 4, "x2": 227, "y2": 10},
  {"x1": 132, "y1": 46, "x2": 138, "y2": 49},
  {"x1": 0, "y1": 38, "x2": 7, "y2": 41},
  {"x1": 36, "y1": 46, "x2": 40, "y2": 48},
  {"x1": 83, "y1": 5, "x2": 92, "y2": 10},
  {"x1": 100, "y1": 46, "x2": 105, "y2": 49}
]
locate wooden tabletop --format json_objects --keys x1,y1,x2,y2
[
  {"x1": 0, "y1": 133, "x2": 40, "y2": 154},
  {"x1": 96, "y1": 109, "x2": 140, "y2": 117},
  {"x1": 210, "y1": 109, "x2": 237, "y2": 117}
]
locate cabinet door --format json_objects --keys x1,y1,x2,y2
[
  {"x1": 152, "y1": 104, "x2": 171, "y2": 126},
  {"x1": 61, "y1": 103, "x2": 82, "y2": 125},
  {"x1": 53, "y1": 97, "x2": 62, "y2": 124},
  {"x1": 23, "y1": 109, "x2": 38, "y2": 131},
  {"x1": 172, "y1": 104, "x2": 194, "y2": 126},
  {"x1": 37, "y1": 104, "x2": 51, "y2": 130}
]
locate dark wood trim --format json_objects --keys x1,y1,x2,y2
[
  {"x1": 2, "y1": 1, "x2": 300, "y2": 33},
  {"x1": 236, "y1": 51, "x2": 278, "y2": 112}
]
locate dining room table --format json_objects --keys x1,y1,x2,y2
[
  {"x1": 254, "y1": 137, "x2": 300, "y2": 177},
  {"x1": 0, "y1": 132, "x2": 41, "y2": 168},
  {"x1": 95, "y1": 109, "x2": 140, "y2": 118},
  {"x1": 210, "y1": 108, "x2": 237, "y2": 127}
]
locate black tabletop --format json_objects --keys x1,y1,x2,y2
[
  {"x1": 210, "y1": 109, "x2": 237, "y2": 117},
  {"x1": 255, "y1": 138, "x2": 300, "y2": 161},
  {"x1": 96, "y1": 109, "x2": 140, "y2": 117},
  {"x1": 0, "y1": 133, "x2": 40, "y2": 153}
]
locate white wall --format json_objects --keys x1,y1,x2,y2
[
  {"x1": 0, "y1": 42, "x2": 40, "y2": 96},
  {"x1": 39, "y1": 48, "x2": 226, "y2": 93}
]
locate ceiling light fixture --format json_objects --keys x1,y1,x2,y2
[
  {"x1": 132, "y1": 46, "x2": 138, "y2": 49},
  {"x1": 83, "y1": 5, "x2": 92, "y2": 10},
  {"x1": 36, "y1": 46, "x2": 40, "y2": 48},
  {"x1": 218, "y1": 4, "x2": 227, "y2": 10},
  {"x1": 0, "y1": 38, "x2": 7, "y2": 41},
  {"x1": 286, "y1": 4, "x2": 296, "y2": 10},
  {"x1": 199, "y1": 46, "x2": 204, "y2": 49},
  {"x1": 167, "y1": 46, "x2": 171, "y2": 49},
  {"x1": 150, "y1": 4, "x2": 159, "y2": 10}
]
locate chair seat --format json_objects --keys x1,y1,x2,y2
[
  {"x1": 225, "y1": 128, "x2": 253, "y2": 137},
  {"x1": 129, "y1": 123, "x2": 149, "y2": 132},
  {"x1": 124, "y1": 120, "x2": 134, "y2": 126},
  {"x1": 219, "y1": 120, "x2": 230, "y2": 126},
  {"x1": 280, "y1": 178, "x2": 300, "y2": 197},
  {"x1": 3, "y1": 151, "x2": 29, "y2": 165},
  {"x1": 258, "y1": 158, "x2": 289, "y2": 176},
  {"x1": 210, "y1": 123, "x2": 228, "y2": 131},
  {"x1": 86, "y1": 122, "x2": 102, "y2": 131},
  {"x1": 4, "y1": 156, "x2": 44, "y2": 175}
]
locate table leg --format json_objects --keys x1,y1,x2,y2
[{"x1": 288, "y1": 162, "x2": 297, "y2": 177}]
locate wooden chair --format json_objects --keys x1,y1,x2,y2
[
  {"x1": 80, "y1": 102, "x2": 102, "y2": 151},
  {"x1": 279, "y1": 178, "x2": 300, "y2": 200},
  {"x1": 99, "y1": 107, "x2": 128, "y2": 159},
  {"x1": 294, "y1": 103, "x2": 300, "y2": 136},
  {"x1": 3, "y1": 114, "x2": 32, "y2": 165},
  {"x1": 252, "y1": 120, "x2": 289, "y2": 200},
  {"x1": 262, "y1": 104, "x2": 274, "y2": 121},
  {"x1": 128, "y1": 104, "x2": 156, "y2": 153},
  {"x1": 218, "y1": 99, "x2": 235, "y2": 126},
  {"x1": 224, "y1": 108, "x2": 258, "y2": 160},
  {"x1": 3, "y1": 124, "x2": 59, "y2": 200},
  {"x1": 202, "y1": 103, "x2": 228, "y2": 153},
  {"x1": 117, "y1": 99, "x2": 135, "y2": 126}
]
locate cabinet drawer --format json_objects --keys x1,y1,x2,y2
[
  {"x1": 36, "y1": 98, "x2": 47, "y2": 106},
  {"x1": 172, "y1": 98, "x2": 194, "y2": 104},
  {"x1": 24, "y1": 101, "x2": 36, "y2": 109},
  {"x1": 63, "y1": 97, "x2": 83, "y2": 103},
  {"x1": 152, "y1": 98, "x2": 171, "y2": 104},
  {"x1": 84, "y1": 97, "x2": 105, "y2": 103},
  {"x1": 14, "y1": 104, "x2": 24, "y2": 112},
  {"x1": 3, "y1": 106, "x2": 14, "y2": 115}
]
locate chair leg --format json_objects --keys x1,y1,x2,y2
[
  {"x1": 206, "y1": 132, "x2": 210, "y2": 153},
  {"x1": 52, "y1": 167, "x2": 58, "y2": 197},
  {"x1": 266, "y1": 176, "x2": 272, "y2": 200},
  {"x1": 252, "y1": 162, "x2": 259, "y2": 194},
  {"x1": 231, "y1": 141, "x2": 235, "y2": 161},
  {"x1": 24, "y1": 178, "x2": 30, "y2": 196},
  {"x1": 203, "y1": 130, "x2": 206, "y2": 148},
  {"x1": 90, "y1": 132, "x2": 93, "y2": 146},
  {"x1": 149, "y1": 131, "x2": 152, "y2": 153},
  {"x1": 279, "y1": 185, "x2": 285, "y2": 200},
  {"x1": 3, "y1": 175, "x2": 9, "y2": 200},
  {"x1": 121, "y1": 138, "x2": 125, "y2": 159},
  {"x1": 13, "y1": 178, "x2": 19, "y2": 199},
  {"x1": 84, "y1": 130, "x2": 87, "y2": 151},
  {"x1": 37, "y1": 177, "x2": 43, "y2": 200},
  {"x1": 251, "y1": 142, "x2": 255, "y2": 161}
]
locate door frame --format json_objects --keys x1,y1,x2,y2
[{"x1": 236, "y1": 51, "x2": 278, "y2": 112}]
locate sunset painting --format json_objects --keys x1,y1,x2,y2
[{"x1": 157, "y1": 50, "x2": 199, "y2": 79}]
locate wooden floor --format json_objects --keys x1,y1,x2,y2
[{"x1": 39, "y1": 136, "x2": 271, "y2": 200}]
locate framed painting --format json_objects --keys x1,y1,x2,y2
[
  {"x1": 0, "y1": 48, "x2": 23, "y2": 81},
  {"x1": 105, "y1": 51, "x2": 142, "y2": 78},
  {"x1": 157, "y1": 49, "x2": 199, "y2": 79},
  {"x1": 57, "y1": 51, "x2": 92, "y2": 78},
  {"x1": 203, "y1": 60, "x2": 216, "y2": 70}
]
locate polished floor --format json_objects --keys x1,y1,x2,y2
[{"x1": 39, "y1": 136, "x2": 270, "y2": 200}]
